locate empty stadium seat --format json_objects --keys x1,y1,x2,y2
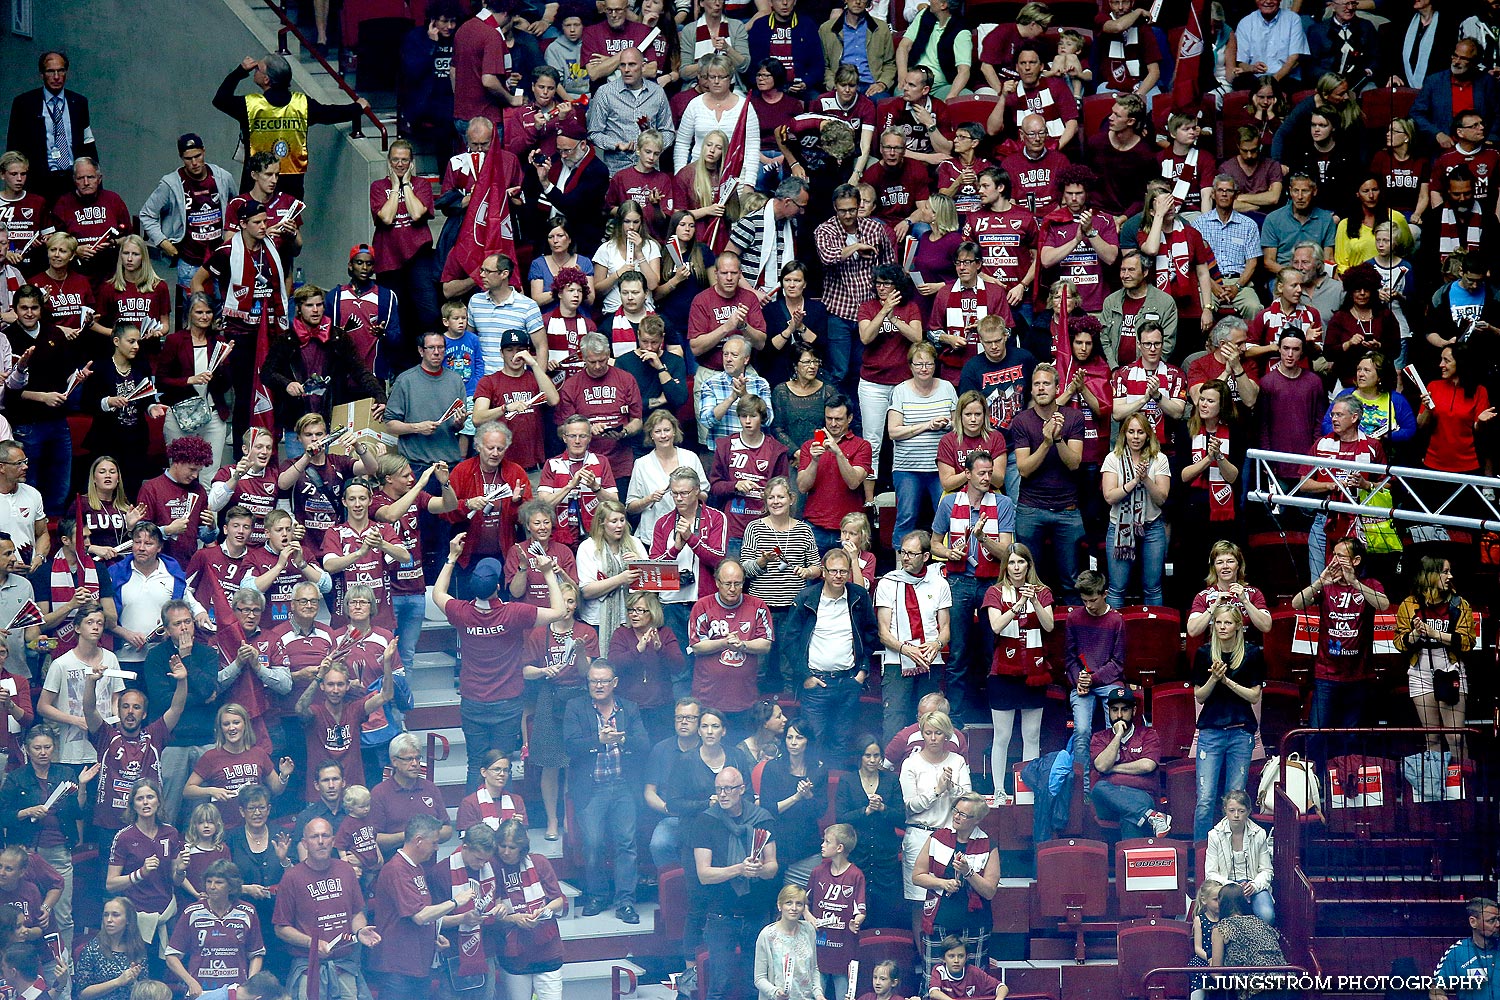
[
  {"x1": 1036, "y1": 838, "x2": 1110, "y2": 962},
  {"x1": 1326, "y1": 755, "x2": 1401, "y2": 835},
  {"x1": 656, "y1": 867, "x2": 687, "y2": 944},
  {"x1": 1247, "y1": 531, "x2": 1311, "y2": 603},
  {"x1": 1114, "y1": 837, "x2": 1189, "y2": 918},
  {"x1": 1148, "y1": 682, "x2": 1197, "y2": 761},
  {"x1": 1082, "y1": 94, "x2": 1115, "y2": 138},
  {"x1": 1122, "y1": 607, "x2": 1183, "y2": 687},
  {"x1": 1360, "y1": 87, "x2": 1417, "y2": 134},
  {"x1": 1116, "y1": 917, "x2": 1193, "y2": 999}
]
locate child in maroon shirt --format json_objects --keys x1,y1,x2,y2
[
  {"x1": 334, "y1": 785, "x2": 382, "y2": 894},
  {"x1": 927, "y1": 938, "x2": 1007, "y2": 1000}
]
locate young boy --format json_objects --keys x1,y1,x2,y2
[
  {"x1": 808, "y1": 824, "x2": 867, "y2": 1000},
  {"x1": 543, "y1": 12, "x2": 589, "y2": 98},
  {"x1": 857, "y1": 961, "x2": 905, "y2": 1000},
  {"x1": 334, "y1": 785, "x2": 381, "y2": 893},
  {"x1": 927, "y1": 938, "x2": 1007, "y2": 1000},
  {"x1": 440, "y1": 299, "x2": 485, "y2": 456}
]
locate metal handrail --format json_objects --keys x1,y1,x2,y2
[{"x1": 259, "y1": 0, "x2": 390, "y2": 150}]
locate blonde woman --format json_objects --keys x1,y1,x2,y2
[
  {"x1": 1394, "y1": 556, "x2": 1475, "y2": 759},
  {"x1": 675, "y1": 128, "x2": 733, "y2": 248},
  {"x1": 184, "y1": 704, "x2": 294, "y2": 828},
  {"x1": 911, "y1": 193, "x2": 963, "y2": 304},
  {"x1": 94, "y1": 235, "x2": 170, "y2": 340},
  {"x1": 627, "y1": 409, "x2": 706, "y2": 543},
  {"x1": 1190, "y1": 604, "x2": 1265, "y2": 841},
  {"x1": 36, "y1": 231, "x2": 93, "y2": 339},
  {"x1": 594, "y1": 200, "x2": 662, "y2": 313},
  {"x1": 886, "y1": 341, "x2": 958, "y2": 546},
  {"x1": 898, "y1": 711, "x2": 970, "y2": 938},
  {"x1": 1101, "y1": 411, "x2": 1171, "y2": 608},
  {"x1": 675, "y1": 54, "x2": 762, "y2": 189},
  {"x1": 576, "y1": 497, "x2": 647, "y2": 642},
  {"x1": 982, "y1": 543, "x2": 1054, "y2": 796}
]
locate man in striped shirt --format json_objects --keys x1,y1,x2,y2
[{"x1": 465, "y1": 252, "x2": 543, "y2": 375}]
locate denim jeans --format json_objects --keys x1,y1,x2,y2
[
  {"x1": 1249, "y1": 888, "x2": 1276, "y2": 924},
  {"x1": 811, "y1": 526, "x2": 842, "y2": 553},
  {"x1": 649, "y1": 815, "x2": 681, "y2": 870},
  {"x1": 391, "y1": 592, "x2": 426, "y2": 673},
  {"x1": 460, "y1": 697, "x2": 523, "y2": 792},
  {"x1": 1090, "y1": 781, "x2": 1156, "y2": 839},
  {"x1": 1070, "y1": 686, "x2": 1125, "y2": 792},
  {"x1": 857, "y1": 380, "x2": 897, "y2": 479},
  {"x1": 892, "y1": 470, "x2": 943, "y2": 549},
  {"x1": 1016, "y1": 505, "x2": 1086, "y2": 604},
  {"x1": 1002, "y1": 459, "x2": 1021, "y2": 506},
  {"x1": 1309, "y1": 677, "x2": 1368, "y2": 765},
  {"x1": 576, "y1": 781, "x2": 638, "y2": 906},
  {"x1": 662, "y1": 602, "x2": 694, "y2": 697},
  {"x1": 704, "y1": 914, "x2": 754, "y2": 1000},
  {"x1": 725, "y1": 536, "x2": 743, "y2": 563},
  {"x1": 282, "y1": 430, "x2": 307, "y2": 461},
  {"x1": 825, "y1": 315, "x2": 860, "y2": 396},
  {"x1": 13, "y1": 418, "x2": 71, "y2": 512},
  {"x1": 945, "y1": 573, "x2": 989, "y2": 723},
  {"x1": 287, "y1": 955, "x2": 362, "y2": 1000},
  {"x1": 1194, "y1": 726, "x2": 1253, "y2": 840},
  {"x1": 882, "y1": 662, "x2": 939, "y2": 748},
  {"x1": 1308, "y1": 513, "x2": 1327, "y2": 583},
  {"x1": 1105, "y1": 517, "x2": 1167, "y2": 609},
  {"x1": 799, "y1": 672, "x2": 863, "y2": 762}
]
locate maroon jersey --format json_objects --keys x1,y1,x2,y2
[
  {"x1": 0, "y1": 193, "x2": 52, "y2": 264},
  {"x1": 137, "y1": 474, "x2": 208, "y2": 568},
  {"x1": 606, "y1": 166, "x2": 678, "y2": 238},
  {"x1": 192, "y1": 747, "x2": 276, "y2": 827},
  {"x1": 109, "y1": 823, "x2": 183, "y2": 913},
  {"x1": 334, "y1": 815, "x2": 381, "y2": 869},
  {"x1": 936, "y1": 430, "x2": 1008, "y2": 473},
  {"x1": 710, "y1": 433, "x2": 790, "y2": 539},
  {"x1": 371, "y1": 850, "x2": 437, "y2": 977},
  {"x1": 554, "y1": 368, "x2": 642, "y2": 479},
  {"x1": 268, "y1": 619, "x2": 337, "y2": 716},
  {"x1": 1313, "y1": 579, "x2": 1385, "y2": 683},
  {"x1": 210, "y1": 465, "x2": 281, "y2": 543},
  {"x1": 329, "y1": 283, "x2": 389, "y2": 374},
  {"x1": 1001, "y1": 148, "x2": 1072, "y2": 219},
  {"x1": 371, "y1": 488, "x2": 425, "y2": 597},
  {"x1": 502, "y1": 538, "x2": 577, "y2": 608},
  {"x1": 579, "y1": 21, "x2": 651, "y2": 78},
  {"x1": 284, "y1": 453, "x2": 358, "y2": 550},
  {"x1": 96, "y1": 280, "x2": 171, "y2": 334},
  {"x1": 321, "y1": 522, "x2": 401, "y2": 629},
  {"x1": 811, "y1": 93, "x2": 878, "y2": 138},
  {"x1": 186, "y1": 545, "x2": 274, "y2": 610},
  {"x1": 92, "y1": 719, "x2": 171, "y2": 829},
  {"x1": 443, "y1": 600, "x2": 540, "y2": 703},
  {"x1": 964, "y1": 208, "x2": 1037, "y2": 289},
  {"x1": 688, "y1": 593, "x2": 774, "y2": 712},
  {"x1": 306, "y1": 698, "x2": 372, "y2": 792},
  {"x1": 521, "y1": 620, "x2": 600, "y2": 689},
  {"x1": 937, "y1": 157, "x2": 991, "y2": 216},
  {"x1": 874, "y1": 97, "x2": 951, "y2": 156},
  {"x1": 475, "y1": 368, "x2": 547, "y2": 470},
  {"x1": 929, "y1": 964, "x2": 1001, "y2": 999},
  {"x1": 74, "y1": 497, "x2": 131, "y2": 556},
  {"x1": 167, "y1": 901, "x2": 265, "y2": 989},
  {"x1": 29, "y1": 270, "x2": 94, "y2": 331},
  {"x1": 258, "y1": 544, "x2": 321, "y2": 624},
  {"x1": 179, "y1": 172, "x2": 226, "y2": 266},
  {"x1": 687, "y1": 286, "x2": 766, "y2": 371},
  {"x1": 930, "y1": 279, "x2": 1012, "y2": 383},
  {"x1": 1040, "y1": 212, "x2": 1120, "y2": 313},
  {"x1": 272, "y1": 858, "x2": 366, "y2": 961},
  {"x1": 807, "y1": 860, "x2": 866, "y2": 973},
  {"x1": 861, "y1": 159, "x2": 931, "y2": 227},
  {"x1": 1431, "y1": 146, "x2": 1500, "y2": 207},
  {"x1": 538, "y1": 451, "x2": 616, "y2": 547},
  {"x1": 50, "y1": 190, "x2": 132, "y2": 250}
]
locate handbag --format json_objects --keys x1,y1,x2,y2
[
  {"x1": 170, "y1": 395, "x2": 214, "y2": 433},
  {"x1": 1357, "y1": 485, "x2": 1402, "y2": 554},
  {"x1": 1256, "y1": 753, "x2": 1322, "y2": 815}
]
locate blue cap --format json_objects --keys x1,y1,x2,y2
[{"x1": 470, "y1": 557, "x2": 504, "y2": 597}]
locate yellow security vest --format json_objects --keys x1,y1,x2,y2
[{"x1": 244, "y1": 92, "x2": 310, "y2": 176}]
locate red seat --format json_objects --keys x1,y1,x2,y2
[
  {"x1": 1218, "y1": 90, "x2": 1254, "y2": 158},
  {"x1": 1261, "y1": 606, "x2": 1311, "y2": 684},
  {"x1": 1361, "y1": 87, "x2": 1418, "y2": 134},
  {"x1": 1115, "y1": 837, "x2": 1189, "y2": 919},
  {"x1": 1036, "y1": 838, "x2": 1110, "y2": 962},
  {"x1": 1082, "y1": 94, "x2": 1115, "y2": 138},
  {"x1": 1149, "y1": 682, "x2": 1197, "y2": 761},
  {"x1": 1162, "y1": 759, "x2": 1197, "y2": 836},
  {"x1": 1247, "y1": 531, "x2": 1310, "y2": 603},
  {"x1": 947, "y1": 96, "x2": 999, "y2": 129},
  {"x1": 655, "y1": 867, "x2": 687, "y2": 944},
  {"x1": 1116, "y1": 917, "x2": 1193, "y2": 999},
  {"x1": 1257, "y1": 680, "x2": 1304, "y2": 754},
  {"x1": 852, "y1": 929, "x2": 916, "y2": 998},
  {"x1": 1122, "y1": 607, "x2": 1183, "y2": 687},
  {"x1": 1193, "y1": 841, "x2": 1207, "y2": 890}
]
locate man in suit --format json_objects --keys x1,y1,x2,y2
[
  {"x1": 1413, "y1": 38, "x2": 1500, "y2": 149},
  {"x1": 5, "y1": 52, "x2": 98, "y2": 202}
]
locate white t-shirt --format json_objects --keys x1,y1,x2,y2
[
  {"x1": 1101, "y1": 451, "x2": 1172, "y2": 524},
  {"x1": 574, "y1": 536, "x2": 648, "y2": 626},
  {"x1": 44, "y1": 650, "x2": 124, "y2": 764},
  {"x1": 0, "y1": 483, "x2": 44, "y2": 556},
  {"x1": 874, "y1": 567, "x2": 953, "y2": 670},
  {"x1": 593, "y1": 239, "x2": 662, "y2": 314}
]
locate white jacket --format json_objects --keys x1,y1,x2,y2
[{"x1": 1204, "y1": 817, "x2": 1274, "y2": 895}]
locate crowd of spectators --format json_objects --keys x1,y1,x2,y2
[{"x1": 1, "y1": 0, "x2": 1499, "y2": 997}]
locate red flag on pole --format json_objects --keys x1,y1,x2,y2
[
  {"x1": 1172, "y1": 0, "x2": 1207, "y2": 113},
  {"x1": 441, "y1": 150, "x2": 519, "y2": 289}
]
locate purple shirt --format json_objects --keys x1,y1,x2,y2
[
  {"x1": 1009, "y1": 406, "x2": 1086, "y2": 509},
  {"x1": 1064, "y1": 605, "x2": 1125, "y2": 687}
]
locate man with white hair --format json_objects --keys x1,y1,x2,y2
[{"x1": 694, "y1": 334, "x2": 773, "y2": 447}]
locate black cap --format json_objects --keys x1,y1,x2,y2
[
  {"x1": 1106, "y1": 688, "x2": 1137, "y2": 706},
  {"x1": 178, "y1": 133, "x2": 205, "y2": 155},
  {"x1": 234, "y1": 198, "x2": 267, "y2": 223}
]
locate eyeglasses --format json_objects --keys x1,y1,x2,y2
[
  {"x1": 900, "y1": 549, "x2": 927, "y2": 558},
  {"x1": 675, "y1": 714, "x2": 702, "y2": 721},
  {"x1": 716, "y1": 784, "x2": 745, "y2": 793},
  {"x1": 293, "y1": 597, "x2": 320, "y2": 606},
  {"x1": 953, "y1": 811, "x2": 976, "y2": 821},
  {"x1": 628, "y1": 607, "x2": 650, "y2": 614},
  {"x1": 588, "y1": 678, "x2": 614, "y2": 686},
  {"x1": 392, "y1": 754, "x2": 422, "y2": 763},
  {"x1": 825, "y1": 567, "x2": 850, "y2": 576},
  {"x1": 0, "y1": 458, "x2": 27, "y2": 466}
]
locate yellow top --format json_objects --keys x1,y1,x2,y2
[{"x1": 244, "y1": 92, "x2": 310, "y2": 176}]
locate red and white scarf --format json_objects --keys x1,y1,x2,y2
[
  {"x1": 921, "y1": 827, "x2": 992, "y2": 934},
  {"x1": 475, "y1": 786, "x2": 524, "y2": 828},
  {"x1": 1259, "y1": 298, "x2": 1319, "y2": 343},
  {"x1": 448, "y1": 851, "x2": 498, "y2": 976},
  {"x1": 991, "y1": 586, "x2": 1049, "y2": 685},
  {"x1": 545, "y1": 313, "x2": 590, "y2": 378},
  {"x1": 221, "y1": 231, "x2": 288, "y2": 329},
  {"x1": 1013, "y1": 81, "x2": 1063, "y2": 138},
  {"x1": 1152, "y1": 221, "x2": 1195, "y2": 298},
  {"x1": 48, "y1": 550, "x2": 98, "y2": 655},
  {"x1": 499, "y1": 853, "x2": 559, "y2": 957},
  {"x1": 947, "y1": 492, "x2": 1002, "y2": 578},
  {"x1": 1161, "y1": 148, "x2": 1201, "y2": 206},
  {"x1": 1191, "y1": 424, "x2": 1234, "y2": 521},
  {"x1": 884, "y1": 569, "x2": 931, "y2": 677},
  {"x1": 1439, "y1": 199, "x2": 1484, "y2": 263},
  {"x1": 610, "y1": 309, "x2": 648, "y2": 356},
  {"x1": 692, "y1": 18, "x2": 730, "y2": 61}
]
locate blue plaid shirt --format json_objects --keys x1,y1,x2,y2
[
  {"x1": 592, "y1": 702, "x2": 625, "y2": 784},
  {"x1": 1192, "y1": 209, "x2": 1263, "y2": 280}
]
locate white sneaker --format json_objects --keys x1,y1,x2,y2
[{"x1": 1147, "y1": 810, "x2": 1172, "y2": 837}]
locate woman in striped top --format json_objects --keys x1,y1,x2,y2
[
  {"x1": 743, "y1": 477, "x2": 820, "y2": 692},
  {"x1": 886, "y1": 342, "x2": 959, "y2": 551}
]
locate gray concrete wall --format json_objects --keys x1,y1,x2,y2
[{"x1": 1, "y1": 0, "x2": 390, "y2": 290}]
